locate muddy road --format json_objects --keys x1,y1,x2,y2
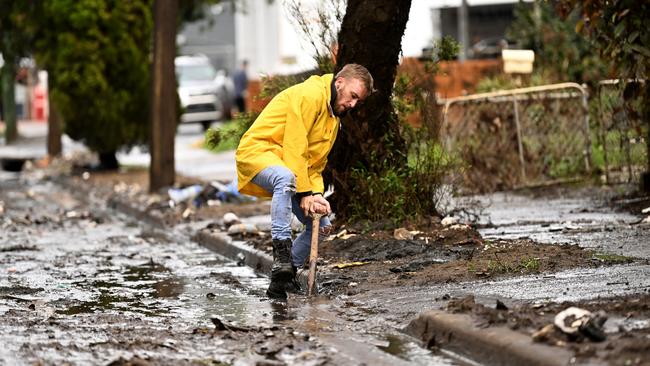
[{"x1": 0, "y1": 171, "x2": 458, "y2": 365}]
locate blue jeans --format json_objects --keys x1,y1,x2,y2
[{"x1": 251, "y1": 166, "x2": 331, "y2": 267}]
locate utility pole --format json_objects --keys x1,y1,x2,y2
[
  {"x1": 47, "y1": 97, "x2": 62, "y2": 158},
  {"x1": 1, "y1": 49, "x2": 17, "y2": 143},
  {"x1": 457, "y1": 0, "x2": 469, "y2": 62},
  {"x1": 149, "y1": 0, "x2": 179, "y2": 193}
]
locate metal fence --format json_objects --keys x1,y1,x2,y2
[
  {"x1": 439, "y1": 83, "x2": 591, "y2": 192},
  {"x1": 595, "y1": 79, "x2": 647, "y2": 185}
]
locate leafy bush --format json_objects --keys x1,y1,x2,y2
[
  {"x1": 204, "y1": 113, "x2": 258, "y2": 152},
  {"x1": 345, "y1": 39, "x2": 462, "y2": 226},
  {"x1": 36, "y1": 0, "x2": 153, "y2": 155}
]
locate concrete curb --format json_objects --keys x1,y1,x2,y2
[
  {"x1": 193, "y1": 230, "x2": 272, "y2": 274},
  {"x1": 404, "y1": 310, "x2": 583, "y2": 366},
  {"x1": 192, "y1": 229, "x2": 312, "y2": 288}
]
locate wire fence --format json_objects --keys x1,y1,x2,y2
[
  {"x1": 439, "y1": 83, "x2": 591, "y2": 192},
  {"x1": 595, "y1": 79, "x2": 647, "y2": 185}
]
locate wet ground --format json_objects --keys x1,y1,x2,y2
[
  {"x1": 474, "y1": 187, "x2": 650, "y2": 259},
  {"x1": 4, "y1": 155, "x2": 650, "y2": 364},
  {"x1": 0, "y1": 170, "x2": 460, "y2": 365}
]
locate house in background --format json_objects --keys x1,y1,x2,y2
[{"x1": 177, "y1": 0, "x2": 533, "y2": 100}]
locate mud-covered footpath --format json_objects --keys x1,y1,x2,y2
[
  {"x1": 0, "y1": 167, "x2": 462, "y2": 365},
  {"x1": 3, "y1": 160, "x2": 650, "y2": 365}
]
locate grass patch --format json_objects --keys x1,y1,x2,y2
[{"x1": 592, "y1": 252, "x2": 634, "y2": 264}]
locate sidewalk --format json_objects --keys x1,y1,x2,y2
[{"x1": 0, "y1": 120, "x2": 237, "y2": 182}]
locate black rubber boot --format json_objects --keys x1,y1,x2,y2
[
  {"x1": 285, "y1": 266, "x2": 302, "y2": 294},
  {"x1": 266, "y1": 239, "x2": 293, "y2": 299}
]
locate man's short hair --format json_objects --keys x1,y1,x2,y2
[{"x1": 335, "y1": 64, "x2": 374, "y2": 95}]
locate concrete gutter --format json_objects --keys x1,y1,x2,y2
[
  {"x1": 58, "y1": 176, "x2": 589, "y2": 366},
  {"x1": 404, "y1": 310, "x2": 597, "y2": 366},
  {"x1": 193, "y1": 230, "x2": 272, "y2": 274}
]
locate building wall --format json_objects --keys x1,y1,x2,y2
[{"x1": 178, "y1": 3, "x2": 236, "y2": 73}]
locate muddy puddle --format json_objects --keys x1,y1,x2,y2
[{"x1": 1, "y1": 176, "x2": 463, "y2": 365}]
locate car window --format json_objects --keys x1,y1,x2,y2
[{"x1": 176, "y1": 64, "x2": 216, "y2": 84}]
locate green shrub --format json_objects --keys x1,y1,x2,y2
[
  {"x1": 205, "y1": 112, "x2": 258, "y2": 152},
  {"x1": 36, "y1": 0, "x2": 153, "y2": 155}
]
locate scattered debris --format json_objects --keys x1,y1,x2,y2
[
  {"x1": 393, "y1": 228, "x2": 422, "y2": 240},
  {"x1": 393, "y1": 227, "x2": 413, "y2": 240},
  {"x1": 441, "y1": 216, "x2": 459, "y2": 226},
  {"x1": 181, "y1": 207, "x2": 194, "y2": 219},
  {"x1": 211, "y1": 317, "x2": 251, "y2": 332},
  {"x1": 496, "y1": 299, "x2": 508, "y2": 310},
  {"x1": 223, "y1": 212, "x2": 241, "y2": 227},
  {"x1": 331, "y1": 229, "x2": 356, "y2": 240},
  {"x1": 333, "y1": 262, "x2": 369, "y2": 269},
  {"x1": 447, "y1": 224, "x2": 471, "y2": 231},
  {"x1": 227, "y1": 223, "x2": 260, "y2": 235},
  {"x1": 236, "y1": 252, "x2": 246, "y2": 266},
  {"x1": 531, "y1": 324, "x2": 555, "y2": 342},
  {"x1": 168, "y1": 184, "x2": 203, "y2": 204},
  {"x1": 553, "y1": 307, "x2": 608, "y2": 342}
]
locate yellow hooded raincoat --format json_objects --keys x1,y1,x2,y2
[{"x1": 235, "y1": 74, "x2": 339, "y2": 197}]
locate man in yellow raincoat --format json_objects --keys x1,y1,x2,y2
[{"x1": 236, "y1": 64, "x2": 373, "y2": 299}]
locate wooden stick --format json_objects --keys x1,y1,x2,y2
[{"x1": 307, "y1": 214, "x2": 322, "y2": 296}]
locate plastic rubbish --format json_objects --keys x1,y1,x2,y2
[
  {"x1": 554, "y1": 306, "x2": 608, "y2": 342},
  {"x1": 236, "y1": 252, "x2": 246, "y2": 266},
  {"x1": 227, "y1": 223, "x2": 259, "y2": 235},
  {"x1": 441, "y1": 216, "x2": 459, "y2": 226},
  {"x1": 168, "y1": 185, "x2": 203, "y2": 203},
  {"x1": 223, "y1": 212, "x2": 241, "y2": 226},
  {"x1": 211, "y1": 179, "x2": 256, "y2": 203}
]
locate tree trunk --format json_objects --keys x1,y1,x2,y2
[
  {"x1": 1, "y1": 60, "x2": 17, "y2": 144},
  {"x1": 149, "y1": 0, "x2": 178, "y2": 193},
  {"x1": 47, "y1": 96, "x2": 62, "y2": 157},
  {"x1": 641, "y1": 81, "x2": 650, "y2": 193},
  {"x1": 326, "y1": 0, "x2": 412, "y2": 219},
  {"x1": 98, "y1": 151, "x2": 119, "y2": 170}
]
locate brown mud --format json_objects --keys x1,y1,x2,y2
[{"x1": 33, "y1": 163, "x2": 650, "y2": 365}]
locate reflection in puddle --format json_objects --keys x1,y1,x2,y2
[
  {"x1": 377, "y1": 334, "x2": 406, "y2": 356},
  {"x1": 57, "y1": 261, "x2": 185, "y2": 315},
  {"x1": 376, "y1": 333, "x2": 462, "y2": 365}
]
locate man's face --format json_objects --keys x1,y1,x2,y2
[{"x1": 334, "y1": 77, "x2": 368, "y2": 116}]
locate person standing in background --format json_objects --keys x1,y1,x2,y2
[{"x1": 233, "y1": 60, "x2": 249, "y2": 114}]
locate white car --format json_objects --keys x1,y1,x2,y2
[{"x1": 175, "y1": 55, "x2": 233, "y2": 130}]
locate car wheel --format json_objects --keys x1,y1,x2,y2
[{"x1": 201, "y1": 121, "x2": 212, "y2": 131}]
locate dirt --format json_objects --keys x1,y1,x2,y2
[
  {"x1": 444, "y1": 294, "x2": 650, "y2": 366},
  {"x1": 0, "y1": 168, "x2": 351, "y2": 365},
  {"x1": 24, "y1": 160, "x2": 650, "y2": 365}
]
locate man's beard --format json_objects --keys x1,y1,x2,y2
[{"x1": 334, "y1": 105, "x2": 348, "y2": 117}]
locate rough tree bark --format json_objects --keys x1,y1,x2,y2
[
  {"x1": 46, "y1": 97, "x2": 62, "y2": 158},
  {"x1": 1, "y1": 57, "x2": 17, "y2": 143},
  {"x1": 326, "y1": 0, "x2": 412, "y2": 219},
  {"x1": 149, "y1": 0, "x2": 178, "y2": 193}
]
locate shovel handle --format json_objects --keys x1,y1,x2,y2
[{"x1": 307, "y1": 214, "x2": 322, "y2": 296}]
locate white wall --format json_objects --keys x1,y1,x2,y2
[{"x1": 235, "y1": 0, "x2": 530, "y2": 78}]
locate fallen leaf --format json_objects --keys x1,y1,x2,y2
[{"x1": 333, "y1": 262, "x2": 369, "y2": 269}]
